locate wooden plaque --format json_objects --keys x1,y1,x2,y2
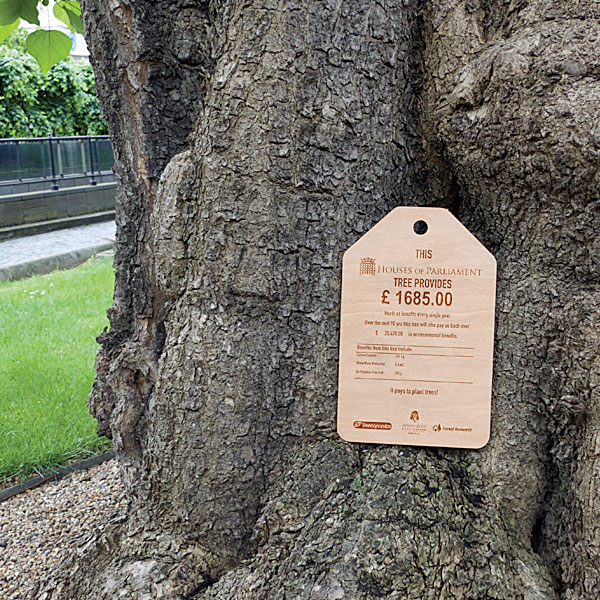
[{"x1": 337, "y1": 207, "x2": 497, "y2": 449}]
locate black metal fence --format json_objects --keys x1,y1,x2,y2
[{"x1": 0, "y1": 135, "x2": 114, "y2": 190}]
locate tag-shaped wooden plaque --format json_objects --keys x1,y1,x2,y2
[{"x1": 337, "y1": 207, "x2": 496, "y2": 449}]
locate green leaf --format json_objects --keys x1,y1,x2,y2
[
  {"x1": 25, "y1": 29, "x2": 71, "y2": 74},
  {"x1": 0, "y1": 18, "x2": 17, "y2": 42},
  {"x1": 18, "y1": 0, "x2": 37, "y2": 24},
  {"x1": 0, "y1": 0, "x2": 39, "y2": 26},
  {"x1": 53, "y1": 0, "x2": 82, "y2": 34},
  {"x1": 0, "y1": 0, "x2": 22, "y2": 26}
]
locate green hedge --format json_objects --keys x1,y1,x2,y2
[{"x1": 0, "y1": 30, "x2": 107, "y2": 138}]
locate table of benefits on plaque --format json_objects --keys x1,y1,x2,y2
[{"x1": 354, "y1": 306, "x2": 475, "y2": 389}]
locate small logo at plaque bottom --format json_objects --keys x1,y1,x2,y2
[{"x1": 353, "y1": 421, "x2": 392, "y2": 430}]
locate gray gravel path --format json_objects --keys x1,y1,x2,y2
[
  {"x1": 0, "y1": 221, "x2": 116, "y2": 269},
  {"x1": 0, "y1": 460, "x2": 125, "y2": 600}
]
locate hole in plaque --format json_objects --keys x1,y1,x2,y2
[{"x1": 413, "y1": 220, "x2": 428, "y2": 235}]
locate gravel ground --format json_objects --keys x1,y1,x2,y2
[{"x1": 0, "y1": 460, "x2": 126, "y2": 600}]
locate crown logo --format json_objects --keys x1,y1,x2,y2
[{"x1": 359, "y1": 257, "x2": 376, "y2": 276}]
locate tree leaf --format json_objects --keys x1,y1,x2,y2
[
  {"x1": 17, "y1": 0, "x2": 37, "y2": 24},
  {"x1": 0, "y1": 0, "x2": 22, "y2": 25},
  {"x1": 53, "y1": 0, "x2": 83, "y2": 34},
  {"x1": 0, "y1": 18, "x2": 18, "y2": 42},
  {"x1": 25, "y1": 29, "x2": 72, "y2": 74},
  {"x1": 0, "y1": 0, "x2": 39, "y2": 26}
]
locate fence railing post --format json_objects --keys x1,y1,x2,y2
[
  {"x1": 48, "y1": 135, "x2": 59, "y2": 190},
  {"x1": 87, "y1": 136, "x2": 97, "y2": 186},
  {"x1": 15, "y1": 139, "x2": 22, "y2": 182}
]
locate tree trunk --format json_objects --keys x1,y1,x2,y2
[{"x1": 40, "y1": 1, "x2": 599, "y2": 599}]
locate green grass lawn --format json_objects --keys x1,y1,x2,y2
[{"x1": 0, "y1": 257, "x2": 114, "y2": 483}]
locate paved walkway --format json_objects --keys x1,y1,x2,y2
[
  {"x1": 0, "y1": 221, "x2": 115, "y2": 281},
  {"x1": 0, "y1": 221, "x2": 115, "y2": 269}
]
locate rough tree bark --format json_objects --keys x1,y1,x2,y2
[{"x1": 39, "y1": 1, "x2": 599, "y2": 599}]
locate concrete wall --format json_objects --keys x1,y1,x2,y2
[{"x1": 0, "y1": 182, "x2": 116, "y2": 239}]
